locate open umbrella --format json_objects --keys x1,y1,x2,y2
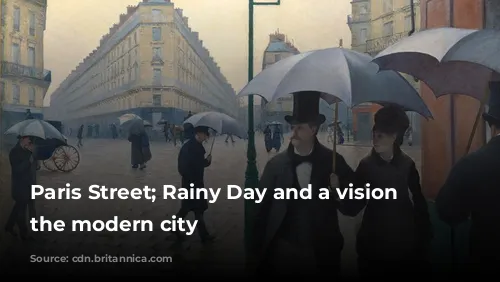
[
  {"x1": 4, "y1": 119, "x2": 66, "y2": 142},
  {"x1": 238, "y1": 47, "x2": 432, "y2": 170},
  {"x1": 238, "y1": 47, "x2": 432, "y2": 118},
  {"x1": 128, "y1": 119, "x2": 145, "y2": 135},
  {"x1": 372, "y1": 27, "x2": 500, "y2": 155},
  {"x1": 183, "y1": 111, "x2": 244, "y2": 153},
  {"x1": 118, "y1": 113, "x2": 141, "y2": 126}
]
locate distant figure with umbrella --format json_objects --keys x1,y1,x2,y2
[
  {"x1": 77, "y1": 124, "x2": 84, "y2": 148},
  {"x1": 251, "y1": 92, "x2": 357, "y2": 276},
  {"x1": 127, "y1": 119, "x2": 148, "y2": 169},
  {"x1": 436, "y1": 82, "x2": 500, "y2": 274},
  {"x1": 344, "y1": 105, "x2": 432, "y2": 277},
  {"x1": 4, "y1": 135, "x2": 37, "y2": 240},
  {"x1": 271, "y1": 123, "x2": 283, "y2": 152},
  {"x1": 110, "y1": 123, "x2": 118, "y2": 139},
  {"x1": 263, "y1": 125, "x2": 272, "y2": 153},
  {"x1": 327, "y1": 123, "x2": 335, "y2": 143},
  {"x1": 175, "y1": 125, "x2": 215, "y2": 243}
]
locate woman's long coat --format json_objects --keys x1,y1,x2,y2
[
  {"x1": 128, "y1": 133, "x2": 144, "y2": 165},
  {"x1": 10, "y1": 143, "x2": 37, "y2": 202}
]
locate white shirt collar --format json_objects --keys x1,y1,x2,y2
[{"x1": 294, "y1": 147, "x2": 313, "y2": 156}]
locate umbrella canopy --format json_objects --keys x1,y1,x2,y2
[
  {"x1": 373, "y1": 27, "x2": 500, "y2": 100},
  {"x1": 4, "y1": 119, "x2": 66, "y2": 141},
  {"x1": 183, "y1": 111, "x2": 244, "y2": 138},
  {"x1": 128, "y1": 119, "x2": 145, "y2": 135},
  {"x1": 118, "y1": 113, "x2": 141, "y2": 126},
  {"x1": 238, "y1": 47, "x2": 432, "y2": 118}
]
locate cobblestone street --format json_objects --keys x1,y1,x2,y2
[{"x1": 1, "y1": 133, "x2": 421, "y2": 275}]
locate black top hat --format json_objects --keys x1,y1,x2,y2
[
  {"x1": 284, "y1": 91, "x2": 326, "y2": 125},
  {"x1": 482, "y1": 82, "x2": 500, "y2": 125}
]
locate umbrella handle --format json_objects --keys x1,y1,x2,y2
[
  {"x1": 465, "y1": 86, "x2": 490, "y2": 155},
  {"x1": 332, "y1": 102, "x2": 338, "y2": 172},
  {"x1": 209, "y1": 136, "x2": 215, "y2": 154}
]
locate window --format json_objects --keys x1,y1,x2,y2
[
  {"x1": 153, "y1": 47, "x2": 162, "y2": 60},
  {"x1": 12, "y1": 84, "x2": 20, "y2": 104},
  {"x1": 153, "y1": 94, "x2": 161, "y2": 106},
  {"x1": 0, "y1": 81, "x2": 5, "y2": 101},
  {"x1": 359, "y1": 28, "x2": 367, "y2": 43},
  {"x1": 29, "y1": 11, "x2": 35, "y2": 35},
  {"x1": 152, "y1": 9, "x2": 162, "y2": 21},
  {"x1": 382, "y1": 0, "x2": 393, "y2": 14},
  {"x1": 153, "y1": 68, "x2": 161, "y2": 84},
  {"x1": 383, "y1": 21, "x2": 394, "y2": 37},
  {"x1": 13, "y1": 7, "x2": 20, "y2": 31},
  {"x1": 152, "y1": 27, "x2": 161, "y2": 41},
  {"x1": 359, "y1": 4, "x2": 368, "y2": 15},
  {"x1": 28, "y1": 87, "x2": 35, "y2": 106},
  {"x1": 404, "y1": 15, "x2": 413, "y2": 32},
  {"x1": 274, "y1": 54, "x2": 281, "y2": 62},
  {"x1": 11, "y1": 43, "x2": 20, "y2": 63},
  {"x1": 1, "y1": 2, "x2": 6, "y2": 26},
  {"x1": 28, "y1": 47, "x2": 35, "y2": 66}
]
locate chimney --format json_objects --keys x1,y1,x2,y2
[
  {"x1": 177, "y1": 8, "x2": 183, "y2": 16},
  {"x1": 119, "y1": 14, "x2": 126, "y2": 23},
  {"x1": 182, "y1": 16, "x2": 188, "y2": 25},
  {"x1": 127, "y1": 6, "x2": 134, "y2": 14}
]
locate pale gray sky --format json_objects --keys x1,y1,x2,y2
[{"x1": 43, "y1": 0, "x2": 351, "y2": 106}]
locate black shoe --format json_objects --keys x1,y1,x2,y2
[{"x1": 201, "y1": 235, "x2": 215, "y2": 244}]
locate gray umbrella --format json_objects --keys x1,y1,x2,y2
[
  {"x1": 4, "y1": 119, "x2": 65, "y2": 141},
  {"x1": 373, "y1": 27, "x2": 500, "y2": 100},
  {"x1": 237, "y1": 47, "x2": 432, "y2": 118},
  {"x1": 183, "y1": 111, "x2": 244, "y2": 138}
]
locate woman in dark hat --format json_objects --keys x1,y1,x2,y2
[
  {"x1": 263, "y1": 125, "x2": 272, "y2": 153},
  {"x1": 345, "y1": 105, "x2": 432, "y2": 277}
]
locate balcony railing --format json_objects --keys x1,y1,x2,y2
[
  {"x1": 1, "y1": 61, "x2": 52, "y2": 85},
  {"x1": 366, "y1": 32, "x2": 408, "y2": 55}
]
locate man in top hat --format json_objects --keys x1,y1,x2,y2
[
  {"x1": 175, "y1": 125, "x2": 215, "y2": 243},
  {"x1": 251, "y1": 91, "x2": 357, "y2": 277},
  {"x1": 436, "y1": 81, "x2": 500, "y2": 274}
]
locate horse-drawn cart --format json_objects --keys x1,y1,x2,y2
[{"x1": 35, "y1": 120, "x2": 80, "y2": 172}]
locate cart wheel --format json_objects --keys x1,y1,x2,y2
[
  {"x1": 53, "y1": 145, "x2": 80, "y2": 172},
  {"x1": 43, "y1": 158, "x2": 58, "y2": 172}
]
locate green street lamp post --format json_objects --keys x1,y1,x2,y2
[{"x1": 244, "y1": 0, "x2": 281, "y2": 251}]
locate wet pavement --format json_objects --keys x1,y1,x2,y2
[{"x1": 0, "y1": 133, "x2": 421, "y2": 275}]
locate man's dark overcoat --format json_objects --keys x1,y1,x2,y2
[
  {"x1": 436, "y1": 135, "x2": 500, "y2": 270},
  {"x1": 252, "y1": 138, "x2": 356, "y2": 271},
  {"x1": 178, "y1": 138, "x2": 210, "y2": 212},
  {"x1": 10, "y1": 143, "x2": 37, "y2": 202}
]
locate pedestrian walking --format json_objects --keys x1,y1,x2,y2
[
  {"x1": 4, "y1": 136, "x2": 37, "y2": 240},
  {"x1": 77, "y1": 124, "x2": 84, "y2": 148},
  {"x1": 128, "y1": 120, "x2": 147, "y2": 169},
  {"x1": 225, "y1": 133, "x2": 235, "y2": 143},
  {"x1": 344, "y1": 105, "x2": 432, "y2": 277},
  {"x1": 175, "y1": 126, "x2": 215, "y2": 243},
  {"x1": 263, "y1": 125, "x2": 272, "y2": 153},
  {"x1": 436, "y1": 81, "x2": 500, "y2": 275},
  {"x1": 251, "y1": 92, "x2": 357, "y2": 277}
]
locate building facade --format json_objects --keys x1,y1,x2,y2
[
  {"x1": 347, "y1": 0, "x2": 371, "y2": 53},
  {"x1": 260, "y1": 31, "x2": 299, "y2": 128},
  {"x1": 0, "y1": 0, "x2": 51, "y2": 129},
  {"x1": 47, "y1": 0, "x2": 237, "y2": 134},
  {"x1": 348, "y1": 0, "x2": 421, "y2": 143}
]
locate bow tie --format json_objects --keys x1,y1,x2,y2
[{"x1": 292, "y1": 154, "x2": 313, "y2": 165}]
